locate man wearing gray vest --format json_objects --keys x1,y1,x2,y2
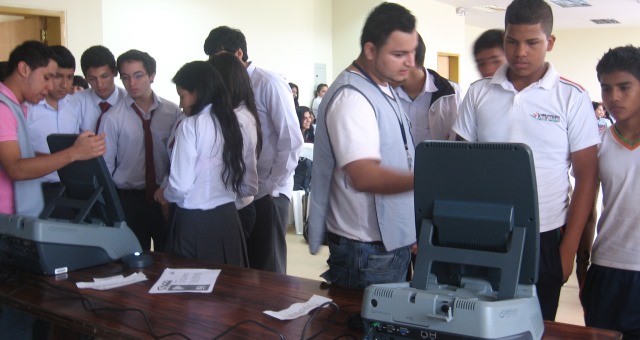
[
  {"x1": 0, "y1": 40, "x2": 106, "y2": 339},
  {"x1": 307, "y1": 2, "x2": 417, "y2": 289}
]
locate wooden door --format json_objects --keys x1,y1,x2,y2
[{"x1": 0, "y1": 17, "x2": 44, "y2": 60}]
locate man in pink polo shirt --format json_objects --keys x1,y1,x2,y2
[
  {"x1": 0, "y1": 40, "x2": 107, "y2": 338},
  {"x1": 0, "y1": 41, "x2": 106, "y2": 216}
]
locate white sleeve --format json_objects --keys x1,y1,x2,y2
[
  {"x1": 326, "y1": 88, "x2": 381, "y2": 168},
  {"x1": 164, "y1": 118, "x2": 197, "y2": 203},
  {"x1": 452, "y1": 87, "x2": 479, "y2": 142}
]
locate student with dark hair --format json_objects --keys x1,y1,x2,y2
[
  {"x1": 473, "y1": 29, "x2": 506, "y2": 78},
  {"x1": 164, "y1": 61, "x2": 246, "y2": 266},
  {"x1": 579, "y1": 45, "x2": 640, "y2": 338},
  {"x1": 453, "y1": 0, "x2": 600, "y2": 321},
  {"x1": 72, "y1": 75, "x2": 89, "y2": 93},
  {"x1": 396, "y1": 32, "x2": 459, "y2": 143},
  {"x1": 592, "y1": 100, "x2": 612, "y2": 134},
  {"x1": 294, "y1": 105, "x2": 314, "y2": 192},
  {"x1": 208, "y1": 51, "x2": 261, "y2": 242},
  {"x1": 307, "y1": 2, "x2": 417, "y2": 289},
  {"x1": 0, "y1": 61, "x2": 8, "y2": 82},
  {"x1": 311, "y1": 83, "x2": 327, "y2": 117},
  {"x1": 98, "y1": 49, "x2": 181, "y2": 251},
  {"x1": 27, "y1": 45, "x2": 82, "y2": 207},
  {"x1": 289, "y1": 82, "x2": 299, "y2": 108},
  {"x1": 73, "y1": 45, "x2": 126, "y2": 132},
  {"x1": 204, "y1": 25, "x2": 303, "y2": 274},
  {"x1": 0, "y1": 40, "x2": 105, "y2": 338}
]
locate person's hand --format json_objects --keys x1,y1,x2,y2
[
  {"x1": 560, "y1": 247, "x2": 574, "y2": 283},
  {"x1": 576, "y1": 260, "x2": 589, "y2": 288},
  {"x1": 154, "y1": 187, "x2": 170, "y2": 220},
  {"x1": 72, "y1": 131, "x2": 106, "y2": 161},
  {"x1": 410, "y1": 243, "x2": 418, "y2": 255}
]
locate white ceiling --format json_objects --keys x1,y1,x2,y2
[{"x1": 431, "y1": 0, "x2": 640, "y2": 30}]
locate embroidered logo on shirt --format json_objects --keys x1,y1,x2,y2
[{"x1": 530, "y1": 112, "x2": 560, "y2": 123}]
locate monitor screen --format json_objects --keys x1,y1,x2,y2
[
  {"x1": 43, "y1": 134, "x2": 125, "y2": 226},
  {"x1": 411, "y1": 141, "x2": 539, "y2": 300}
]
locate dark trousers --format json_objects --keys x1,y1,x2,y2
[
  {"x1": 537, "y1": 228, "x2": 564, "y2": 321},
  {"x1": 272, "y1": 194, "x2": 291, "y2": 274},
  {"x1": 118, "y1": 190, "x2": 165, "y2": 251},
  {"x1": 246, "y1": 195, "x2": 290, "y2": 274},
  {"x1": 581, "y1": 264, "x2": 640, "y2": 339}
]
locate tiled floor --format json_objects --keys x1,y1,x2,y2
[{"x1": 285, "y1": 225, "x2": 585, "y2": 326}]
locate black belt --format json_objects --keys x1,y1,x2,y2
[
  {"x1": 117, "y1": 189, "x2": 146, "y2": 197},
  {"x1": 41, "y1": 182, "x2": 62, "y2": 189},
  {"x1": 327, "y1": 232, "x2": 383, "y2": 246}
]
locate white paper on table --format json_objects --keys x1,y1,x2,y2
[
  {"x1": 263, "y1": 294, "x2": 332, "y2": 320},
  {"x1": 76, "y1": 272, "x2": 147, "y2": 290},
  {"x1": 149, "y1": 268, "x2": 221, "y2": 294}
]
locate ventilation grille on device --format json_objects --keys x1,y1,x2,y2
[{"x1": 454, "y1": 298, "x2": 477, "y2": 311}]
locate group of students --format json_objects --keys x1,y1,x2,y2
[
  {"x1": 1, "y1": 0, "x2": 639, "y2": 338},
  {"x1": 2, "y1": 27, "x2": 305, "y2": 275},
  {"x1": 1, "y1": 25, "x2": 306, "y2": 338},
  {"x1": 304, "y1": 0, "x2": 639, "y2": 338}
]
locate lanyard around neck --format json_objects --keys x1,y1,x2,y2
[{"x1": 351, "y1": 61, "x2": 412, "y2": 169}]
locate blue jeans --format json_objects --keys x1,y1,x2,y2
[{"x1": 321, "y1": 232, "x2": 410, "y2": 289}]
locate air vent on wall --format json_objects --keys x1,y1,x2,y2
[
  {"x1": 591, "y1": 19, "x2": 621, "y2": 24},
  {"x1": 549, "y1": 0, "x2": 591, "y2": 7}
]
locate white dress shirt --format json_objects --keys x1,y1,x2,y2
[
  {"x1": 71, "y1": 86, "x2": 127, "y2": 132},
  {"x1": 98, "y1": 93, "x2": 181, "y2": 189},
  {"x1": 247, "y1": 62, "x2": 303, "y2": 199},
  {"x1": 235, "y1": 103, "x2": 259, "y2": 209},
  {"x1": 26, "y1": 96, "x2": 82, "y2": 183},
  {"x1": 164, "y1": 104, "x2": 237, "y2": 210}
]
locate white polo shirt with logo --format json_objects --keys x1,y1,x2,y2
[{"x1": 453, "y1": 62, "x2": 600, "y2": 233}]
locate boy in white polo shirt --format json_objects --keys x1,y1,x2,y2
[
  {"x1": 580, "y1": 45, "x2": 640, "y2": 338},
  {"x1": 452, "y1": 0, "x2": 600, "y2": 321}
]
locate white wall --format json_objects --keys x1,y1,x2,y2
[
  {"x1": 101, "y1": 0, "x2": 333, "y2": 105},
  {"x1": 1, "y1": 0, "x2": 334, "y2": 106}
]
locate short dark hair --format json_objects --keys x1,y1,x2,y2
[
  {"x1": 473, "y1": 29, "x2": 504, "y2": 56},
  {"x1": 592, "y1": 101, "x2": 601, "y2": 111},
  {"x1": 360, "y1": 2, "x2": 416, "y2": 50},
  {"x1": 415, "y1": 33, "x2": 426, "y2": 67},
  {"x1": 73, "y1": 75, "x2": 89, "y2": 89},
  {"x1": 51, "y1": 45, "x2": 75, "y2": 70},
  {"x1": 80, "y1": 45, "x2": 117, "y2": 76},
  {"x1": 596, "y1": 45, "x2": 640, "y2": 83},
  {"x1": 7, "y1": 40, "x2": 57, "y2": 75},
  {"x1": 203, "y1": 26, "x2": 249, "y2": 62},
  {"x1": 315, "y1": 83, "x2": 328, "y2": 96},
  {"x1": 0, "y1": 61, "x2": 8, "y2": 82},
  {"x1": 116, "y1": 49, "x2": 156, "y2": 76},
  {"x1": 505, "y1": 0, "x2": 553, "y2": 36}
]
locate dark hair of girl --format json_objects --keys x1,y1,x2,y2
[
  {"x1": 208, "y1": 52, "x2": 263, "y2": 158},
  {"x1": 172, "y1": 61, "x2": 245, "y2": 193}
]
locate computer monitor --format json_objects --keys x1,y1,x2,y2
[
  {"x1": 41, "y1": 133, "x2": 125, "y2": 226},
  {"x1": 0, "y1": 134, "x2": 140, "y2": 275},
  {"x1": 411, "y1": 141, "x2": 539, "y2": 300}
]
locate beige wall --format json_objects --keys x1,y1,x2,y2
[
  {"x1": 1, "y1": 0, "x2": 334, "y2": 105},
  {"x1": 6, "y1": 0, "x2": 640, "y2": 105},
  {"x1": 549, "y1": 27, "x2": 640, "y2": 102}
]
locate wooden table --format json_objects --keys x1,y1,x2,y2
[{"x1": 0, "y1": 252, "x2": 621, "y2": 339}]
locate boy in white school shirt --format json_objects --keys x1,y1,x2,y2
[{"x1": 452, "y1": 0, "x2": 600, "y2": 321}]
